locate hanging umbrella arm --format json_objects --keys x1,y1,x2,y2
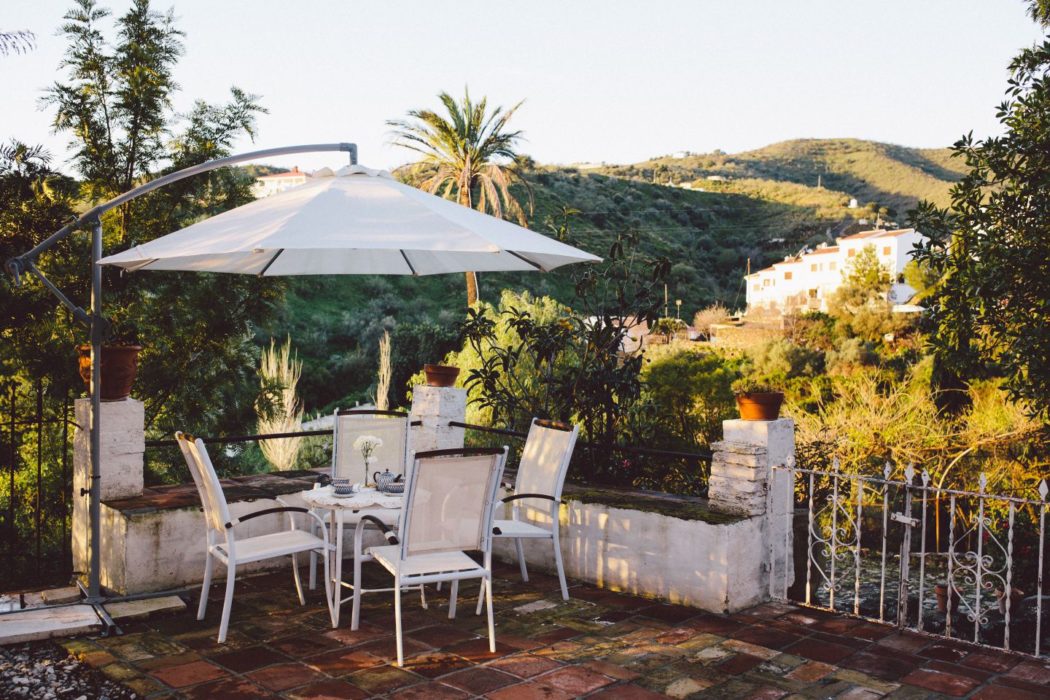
[{"x1": 3, "y1": 142, "x2": 357, "y2": 607}]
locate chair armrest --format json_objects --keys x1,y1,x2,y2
[
  {"x1": 225, "y1": 506, "x2": 308, "y2": 529},
  {"x1": 500, "y1": 493, "x2": 560, "y2": 504},
  {"x1": 357, "y1": 514, "x2": 399, "y2": 545}
]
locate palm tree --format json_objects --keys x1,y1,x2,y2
[{"x1": 388, "y1": 89, "x2": 532, "y2": 305}]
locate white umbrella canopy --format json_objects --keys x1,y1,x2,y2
[{"x1": 99, "y1": 165, "x2": 600, "y2": 275}]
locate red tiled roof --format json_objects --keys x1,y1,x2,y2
[
  {"x1": 840, "y1": 229, "x2": 884, "y2": 241},
  {"x1": 872, "y1": 228, "x2": 915, "y2": 239}
]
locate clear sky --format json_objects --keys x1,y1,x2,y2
[{"x1": 2, "y1": 0, "x2": 1044, "y2": 173}]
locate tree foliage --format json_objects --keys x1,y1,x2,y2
[
  {"x1": 388, "y1": 88, "x2": 532, "y2": 305},
  {"x1": 911, "y1": 24, "x2": 1050, "y2": 420},
  {"x1": 5, "y1": 1, "x2": 278, "y2": 480}
]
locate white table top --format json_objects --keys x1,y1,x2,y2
[{"x1": 300, "y1": 485, "x2": 403, "y2": 510}]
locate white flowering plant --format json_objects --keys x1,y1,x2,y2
[{"x1": 353, "y1": 435, "x2": 383, "y2": 462}]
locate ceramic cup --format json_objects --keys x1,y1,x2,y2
[{"x1": 332, "y1": 478, "x2": 353, "y2": 495}]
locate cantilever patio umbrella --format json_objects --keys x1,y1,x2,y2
[
  {"x1": 7, "y1": 142, "x2": 598, "y2": 618},
  {"x1": 100, "y1": 164, "x2": 600, "y2": 274}
]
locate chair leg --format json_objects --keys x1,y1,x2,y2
[
  {"x1": 394, "y1": 576, "x2": 404, "y2": 667},
  {"x1": 484, "y1": 574, "x2": 496, "y2": 653},
  {"x1": 552, "y1": 533, "x2": 569, "y2": 601},
  {"x1": 292, "y1": 552, "x2": 306, "y2": 605},
  {"x1": 309, "y1": 550, "x2": 317, "y2": 591},
  {"x1": 321, "y1": 545, "x2": 335, "y2": 629},
  {"x1": 449, "y1": 579, "x2": 459, "y2": 619},
  {"x1": 218, "y1": 562, "x2": 236, "y2": 644},
  {"x1": 419, "y1": 584, "x2": 428, "y2": 610},
  {"x1": 351, "y1": 540, "x2": 363, "y2": 631},
  {"x1": 477, "y1": 549, "x2": 492, "y2": 616},
  {"x1": 197, "y1": 553, "x2": 214, "y2": 621},
  {"x1": 475, "y1": 577, "x2": 485, "y2": 616},
  {"x1": 515, "y1": 537, "x2": 529, "y2": 582}
]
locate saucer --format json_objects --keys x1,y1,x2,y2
[{"x1": 331, "y1": 491, "x2": 356, "y2": 498}]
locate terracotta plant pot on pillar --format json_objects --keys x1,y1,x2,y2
[
  {"x1": 423, "y1": 364, "x2": 460, "y2": 387},
  {"x1": 77, "y1": 344, "x2": 143, "y2": 401},
  {"x1": 732, "y1": 379, "x2": 784, "y2": 421}
]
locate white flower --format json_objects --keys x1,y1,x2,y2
[{"x1": 353, "y1": 435, "x2": 383, "y2": 460}]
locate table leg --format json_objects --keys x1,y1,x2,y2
[{"x1": 333, "y1": 509, "x2": 344, "y2": 627}]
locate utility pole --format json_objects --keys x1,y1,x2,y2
[{"x1": 664, "y1": 283, "x2": 669, "y2": 318}]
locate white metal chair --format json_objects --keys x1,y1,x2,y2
[
  {"x1": 480, "y1": 418, "x2": 578, "y2": 612},
  {"x1": 355, "y1": 446, "x2": 508, "y2": 666},
  {"x1": 309, "y1": 409, "x2": 411, "y2": 589},
  {"x1": 176, "y1": 432, "x2": 334, "y2": 643}
]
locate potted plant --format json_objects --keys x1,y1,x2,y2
[
  {"x1": 934, "y1": 582, "x2": 961, "y2": 614},
  {"x1": 995, "y1": 585, "x2": 1024, "y2": 614},
  {"x1": 423, "y1": 363, "x2": 460, "y2": 387},
  {"x1": 77, "y1": 319, "x2": 143, "y2": 401},
  {"x1": 732, "y1": 378, "x2": 784, "y2": 421}
]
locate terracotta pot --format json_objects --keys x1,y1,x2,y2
[
  {"x1": 996, "y1": 586, "x2": 1024, "y2": 614},
  {"x1": 77, "y1": 344, "x2": 143, "y2": 401},
  {"x1": 423, "y1": 364, "x2": 460, "y2": 387},
  {"x1": 934, "y1": 583, "x2": 960, "y2": 614},
  {"x1": 735, "y1": 391, "x2": 784, "y2": 421}
]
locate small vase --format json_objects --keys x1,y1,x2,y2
[{"x1": 364, "y1": 457, "x2": 375, "y2": 487}]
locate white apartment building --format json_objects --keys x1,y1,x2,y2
[
  {"x1": 745, "y1": 228, "x2": 923, "y2": 313},
  {"x1": 251, "y1": 166, "x2": 310, "y2": 198}
]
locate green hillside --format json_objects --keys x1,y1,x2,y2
[
  {"x1": 597, "y1": 138, "x2": 964, "y2": 214},
  {"x1": 260, "y1": 138, "x2": 961, "y2": 413}
]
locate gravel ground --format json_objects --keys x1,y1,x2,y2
[{"x1": 0, "y1": 642, "x2": 137, "y2": 700}]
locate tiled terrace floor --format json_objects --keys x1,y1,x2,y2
[{"x1": 58, "y1": 562, "x2": 1050, "y2": 699}]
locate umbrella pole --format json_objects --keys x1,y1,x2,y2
[{"x1": 88, "y1": 217, "x2": 103, "y2": 601}]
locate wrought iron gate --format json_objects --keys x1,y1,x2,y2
[{"x1": 773, "y1": 459, "x2": 1048, "y2": 658}]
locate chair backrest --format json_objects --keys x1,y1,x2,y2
[
  {"x1": 513, "y1": 419, "x2": 579, "y2": 508},
  {"x1": 332, "y1": 409, "x2": 410, "y2": 482},
  {"x1": 399, "y1": 447, "x2": 507, "y2": 559},
  {"x1": 176, "y1": 432, "x2": 231, "y2": 536}
]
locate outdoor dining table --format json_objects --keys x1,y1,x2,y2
[{"x1": 299, "y1": 485, "x2": 404, "y2": 627}]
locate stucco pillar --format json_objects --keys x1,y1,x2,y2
[
  {"x1": 710, "y1": 417, "x2": 795, "y2": 599},
  {"x1": 409, "y1": 386, "x2": 466, "y2": 453},
  {"x1": 72, "y1": 398, "x2": 145, "y2": 579}
]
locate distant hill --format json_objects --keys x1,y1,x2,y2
[{"x1": 258, "y1": 138, "x2": 963, "y2": 411}]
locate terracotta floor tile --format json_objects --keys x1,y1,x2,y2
[
  {"x1": 926, "y1": 659, "x2": 993, "y2": 682},
  {"x1": 902, "y1": 668, "x2": 981, "y2": 697},
  {"x1": 587, "y1": 683, "x2": 670, "y2": 699},
  {"x1": 686, "y1": 615, "x2": 747, "y2": 636},
  {"x1": 304, "y1": 648, "x2": 383, "y2": 675},
  {"x1": 840, "y1": 649, "x2": 918, "y2": 681},
  {"x1": 406, "y1": 624, "x2": 478, "y2": 649},
  {"x1": 387, "y1": 681, "x2": 471, "y2": 699},
  {"x1": 717, "y1": 653, "x2": 766, "y2": 675},
  {"x1": 782, "y1": 637, "x2": 855, "y2": 664},
  {"x1": 918, "y1": 642, "x2": 969, "y2": 662},
  {"x1": 961, "y1": 650, "x2": 1021, "y2": 673},
  {"x1": 209, "y1": 645, "x2": 289, "y2": 673},
  {"x1": 874, "y1": 632, "x2": 929, "y2": 653},
  {"x1": 283, "y1": 678, "x2": 371, "y2": 700},
  {"x1": 539, "y1": 665, "x2": 616, "y2": 695},
  {"x1": 585, "y1": 659, "x2": 640, "y2": 681},
  {"x1": 486, "y1": 653, "x2": 563, "y2": 678},
  {"x1": 181, "y1": 677, "x2": 272, "y2": 699},
  {"x1": 268, "y1": 633, "x2": 345, "y2": 658},
  {"x1": 732, "y1": 624, "x2": 805, "y2": 650},
  {"x1": 486, "y1": 678, "x2": 576, "y2": 700},
  {"x1": 347, "y1": 664, "x2": 424, "y2": 695},
  {"x1": 442, "y1": 637, "x2": 516, "y2": 662},
  {"x1": 443, "y1": 666, "x2": 519, "y2": 694},
  {"x1": 149, "y1": 658, "x2": 227, "y2": 688},
  {"x1": 401, "y1": 651, "x2": 474, "y2": 679},
  {"x1": 971, "y1": 683, "x2": 1050, "y2": 700},
  {"x1": 785, "y1": 660, "x2": 836, "y2": 682},
  {"x1": 1003, "y1": 659, "x2": 1050, "y2": 685},
  {"x1": 247, "y1": 661, "x2": 326, "y2": 691},
  {"x1": 745, "y1": 686, "x2": 790, "y2": 700}
]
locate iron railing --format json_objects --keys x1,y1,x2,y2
[
  {"x1": 1, "y1": 379, "x2": 75, "y2": 590},
  {"x1": 774, "y1": 459, "x2": 1049, "y2": 658}
]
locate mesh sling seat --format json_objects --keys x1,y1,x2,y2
[
  {"x1": 355, "y1": 446, "x2": 508, "y2": 666},
  {"x1": 308, "y1": 409, "x2": 411, "y2": 590},
  {"x1": 176, "y1": 432, "x2": 335, "y2": 643},
  {"x1": 479, "y1": 418, "x2": 579, "y2": 613}
]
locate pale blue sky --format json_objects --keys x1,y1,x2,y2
[{"x1": 2, "y1": 1, "x2": 1044, "y2": 173}]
